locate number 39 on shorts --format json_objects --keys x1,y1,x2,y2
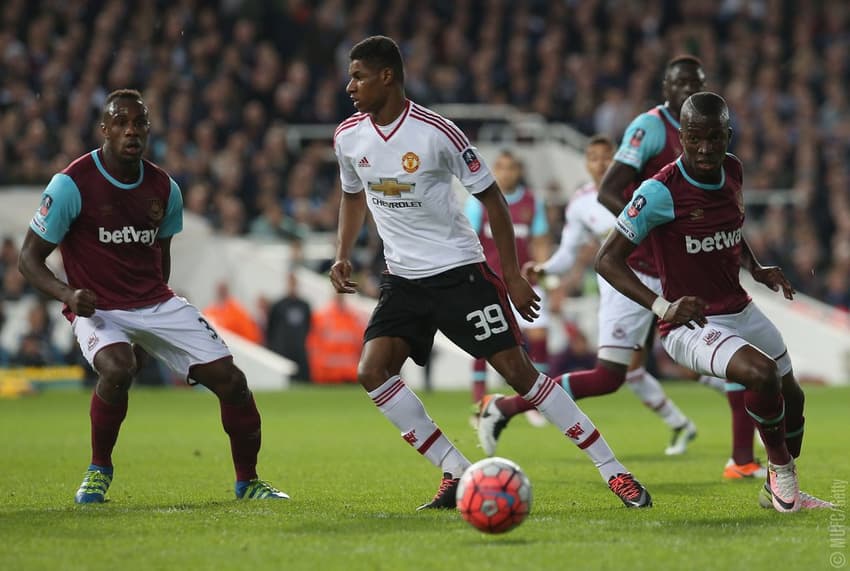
[{"x1": 466, "y1": 304, "x2": 508, "y2": 341}]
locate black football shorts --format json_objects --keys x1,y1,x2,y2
[{"x1": 364, "y1": 262, "x2": 523, "y2": 366}]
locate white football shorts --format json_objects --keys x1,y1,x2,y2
[
  {"x1": 72, "y1": 296, "x2": 232, "y2": 380},
  {"x1": 596, "y1": 269, "x2": 661, "y2": 365},
  {"x1": 661, "y1": 301, "x2": 792, "y2": 379}
]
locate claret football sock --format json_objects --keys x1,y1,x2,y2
[
  {"x1": 494, "y1": 394, "x2": 536, "y2": 418},
  {"x1": 220, "y1": 393, "x2": 262, "y2": 482},
  {"x1": 727, "y1": 388, "x2": 757, "y2": 465},
  {"x1": 90, "y1": 391, "x2": 128, "y2": 467},
  {"x1": 745, "y1": 392, "x2": 791, "y2": 466},
  {"x1": 558, "y1": 364, "x2": 625, "y2": 399}
]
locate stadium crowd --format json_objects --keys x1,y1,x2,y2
[{"x1": 1, "y1": 0, "x2": 849, "y2": 348}]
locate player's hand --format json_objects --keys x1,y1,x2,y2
[
  {"x1": 665, "y1": 296, "x2": 709, "y2": 329},
  {"x1": 66, "y1": 288, "x2": 97, "y2": 317},
  {"x1": 751, "y1": 265, "x2": 795, "y2": 300},
  {"x1": 504, "y1": 274, "x2": 541, "y2": 322},
  {"x1": 520, "y1": 261, "x2": 543, "y2": 286},
  {"x1": 329, "y1": 260, "x2": 358, "y2": 294}
]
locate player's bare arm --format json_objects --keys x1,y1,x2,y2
[
  {"x1": 741, "y1": 237, "x2": 795, "y2": 300},
  {"x1": 18, "y1": 229, "x2": 97, "y2": 317},
  {"x1": 159, "y1": 237, "x2": 172, "y2": 283},
  {"x1": 330, "y1": 190, "x2": 368, "y2": 294},
  {"x1": 597, "y1": 162, "x2": 638, "y2": 216},
  {"x1": 475, "y1": 183, "x2": 540, "y2": 321},
  {"x1": 596, "y1": 230, "x2": 708, "y2": 329}
]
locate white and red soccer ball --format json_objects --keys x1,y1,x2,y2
[{"x1": 456, "y1": 457, "x2": 532, "y2": 534}]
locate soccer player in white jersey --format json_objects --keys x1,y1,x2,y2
[
  {"x1": 331, "y1": 35, "x2": 651, "y2": 509},
  {"x1": 478, "y1": 135, "x2": 697, "y2": 457},
  {"x1": 596, "y1": 92, "x2": 832, "y2": 511}
]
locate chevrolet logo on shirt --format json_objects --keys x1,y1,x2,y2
[{"x1": 368, "y1": 178, "x2": 415, "y2": 197}]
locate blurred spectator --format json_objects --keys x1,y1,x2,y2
[
  {"x1": 306, "y1": 293, "x2": 365, "y2": 384},
  {"x1": 12, "y1": 333, "x2": 52, "y2": 366},
  {"x1": 0, "y1": 0, "x2": 847, "y2": 311},
  {"x1": 203, "y1": 281, "x2": 263, "y2": 344},
  {"x1": 265, "y1": 271, "x2": 312, "y2": 381},
  {"x1": 549, "y1": 321, "x2": 596, "y2": 375}
]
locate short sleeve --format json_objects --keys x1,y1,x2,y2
[
  {"x1": 541, "y1": 202, "x2": 588, "y2": 275},
  {"x1": 29, "y1": 174, "x2": 82, "y2": 244},
  {"x1": 613, "y1": 113, "x2": 667, "y2": 170},
  {"x1": 442, "y1": 136, "x2": 495, "y2": 194},
  {"x1": 530, "y1": 196, "x2": 549, "y2": 237},
  {"x1": 159, "y1": 178, "x2": 184, "y2": 238},
  {"x1": 334, "y1": 140, "x2": 363, "y2": 194},
  {"x1": 615, "y1": 179, "x2": 675, "y2": 244}
]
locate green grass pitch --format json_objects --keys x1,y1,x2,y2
[{"x1": 1, "y1": 382, "x2": 847, "y2": 571}]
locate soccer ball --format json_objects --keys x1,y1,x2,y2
[{"x1": 456, "y1": 457, "x2": 532, "y2": 534}]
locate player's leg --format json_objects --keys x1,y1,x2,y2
[
  {"x1": 487, "y1": 347, "x2": 651, "y2": 508},
  {"x1": 662, "y1": 313, "x2": 799, "y2": 512},
  {"x1": 724, "y1": 346, "x2": 800, "y2": 512},
  {"x1": 190, "y1": 358, "x2": 288, "y2": 499},
  {"x1": 556, "y1": 273, "x2": 659, "y2": 400},
  {"x1": 141, "y1": 296, "x2": 286, "y2": 499},
  {"x1": 71, "y1": 312, "x2": 138, "y2": 504},
  {"x1": 442, "y1": 263, "x2": 650, "y2": 507},
  {"x1": 476, "y1": 275, "x2": 631, "y2": 445},
  {"x1": 361, "y1": 272, "x2": 471, "y2": 510},
  {"x1": 521, "y1": 323, "x2": 549, "y2": 427},
  {"x1": 625, "y1": 344, "x2": 697, "y2": 456},
  {"x1": 723, "y1": 381, "x2": 765, "y2": 479},
  {"x1": 359, "y1": 336, "x2": 471, "y2": 510},
  {"x1": 734, "y1": 303, "x2": 832, "y2": 509}
]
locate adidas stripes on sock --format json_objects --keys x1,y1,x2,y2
[
  {"x1": 369, "y1": 376, "x2": 470, "y2": 478},
  {"x1": 523, "y1": 374, "x2": 626, "y2": 482}
]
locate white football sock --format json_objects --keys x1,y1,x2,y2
[
  {"x1": 626, "y1": 367, "x2": 688, "y2": 429},
  {"x1": 524, "y1": 373, "x2": 626, "y2": 481},
  {"x1": 368, "y1": 376, "x2": 469, "y2": 478}
]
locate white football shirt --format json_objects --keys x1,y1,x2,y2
[
  {"x1": 334, "y1": 100, "x2": 495, "y2": 279},
  {"x1": 542, "y1": 182, "x2": 616, "y2": 275}
]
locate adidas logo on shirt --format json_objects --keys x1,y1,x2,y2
[{"x1": 358, "y1": 156, "x2": 370, "y2": 168}]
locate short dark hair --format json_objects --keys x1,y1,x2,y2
[
  {"x1": 587, "y1": 134, "x2": 614, "y2": 149},
  {"x1": 681, "y1": 91, "x2": 729, "y2": 123},
  {"x1": 349, "y1": 35, "x2": 404, "y2": 83},
  {"x1": 666, "y1": 54, "x2": 704, "y2": 73},
  {"x1": 102, "y1": 89, "x2": 144, "y2": 116}
]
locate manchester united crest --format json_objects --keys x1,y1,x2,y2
[
  {"x1": 148, "y1": 198, "x2": 164, "y2": 222},
  {"x1": 402, "y1": 151, "x2": 420, "y2": 174}
]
